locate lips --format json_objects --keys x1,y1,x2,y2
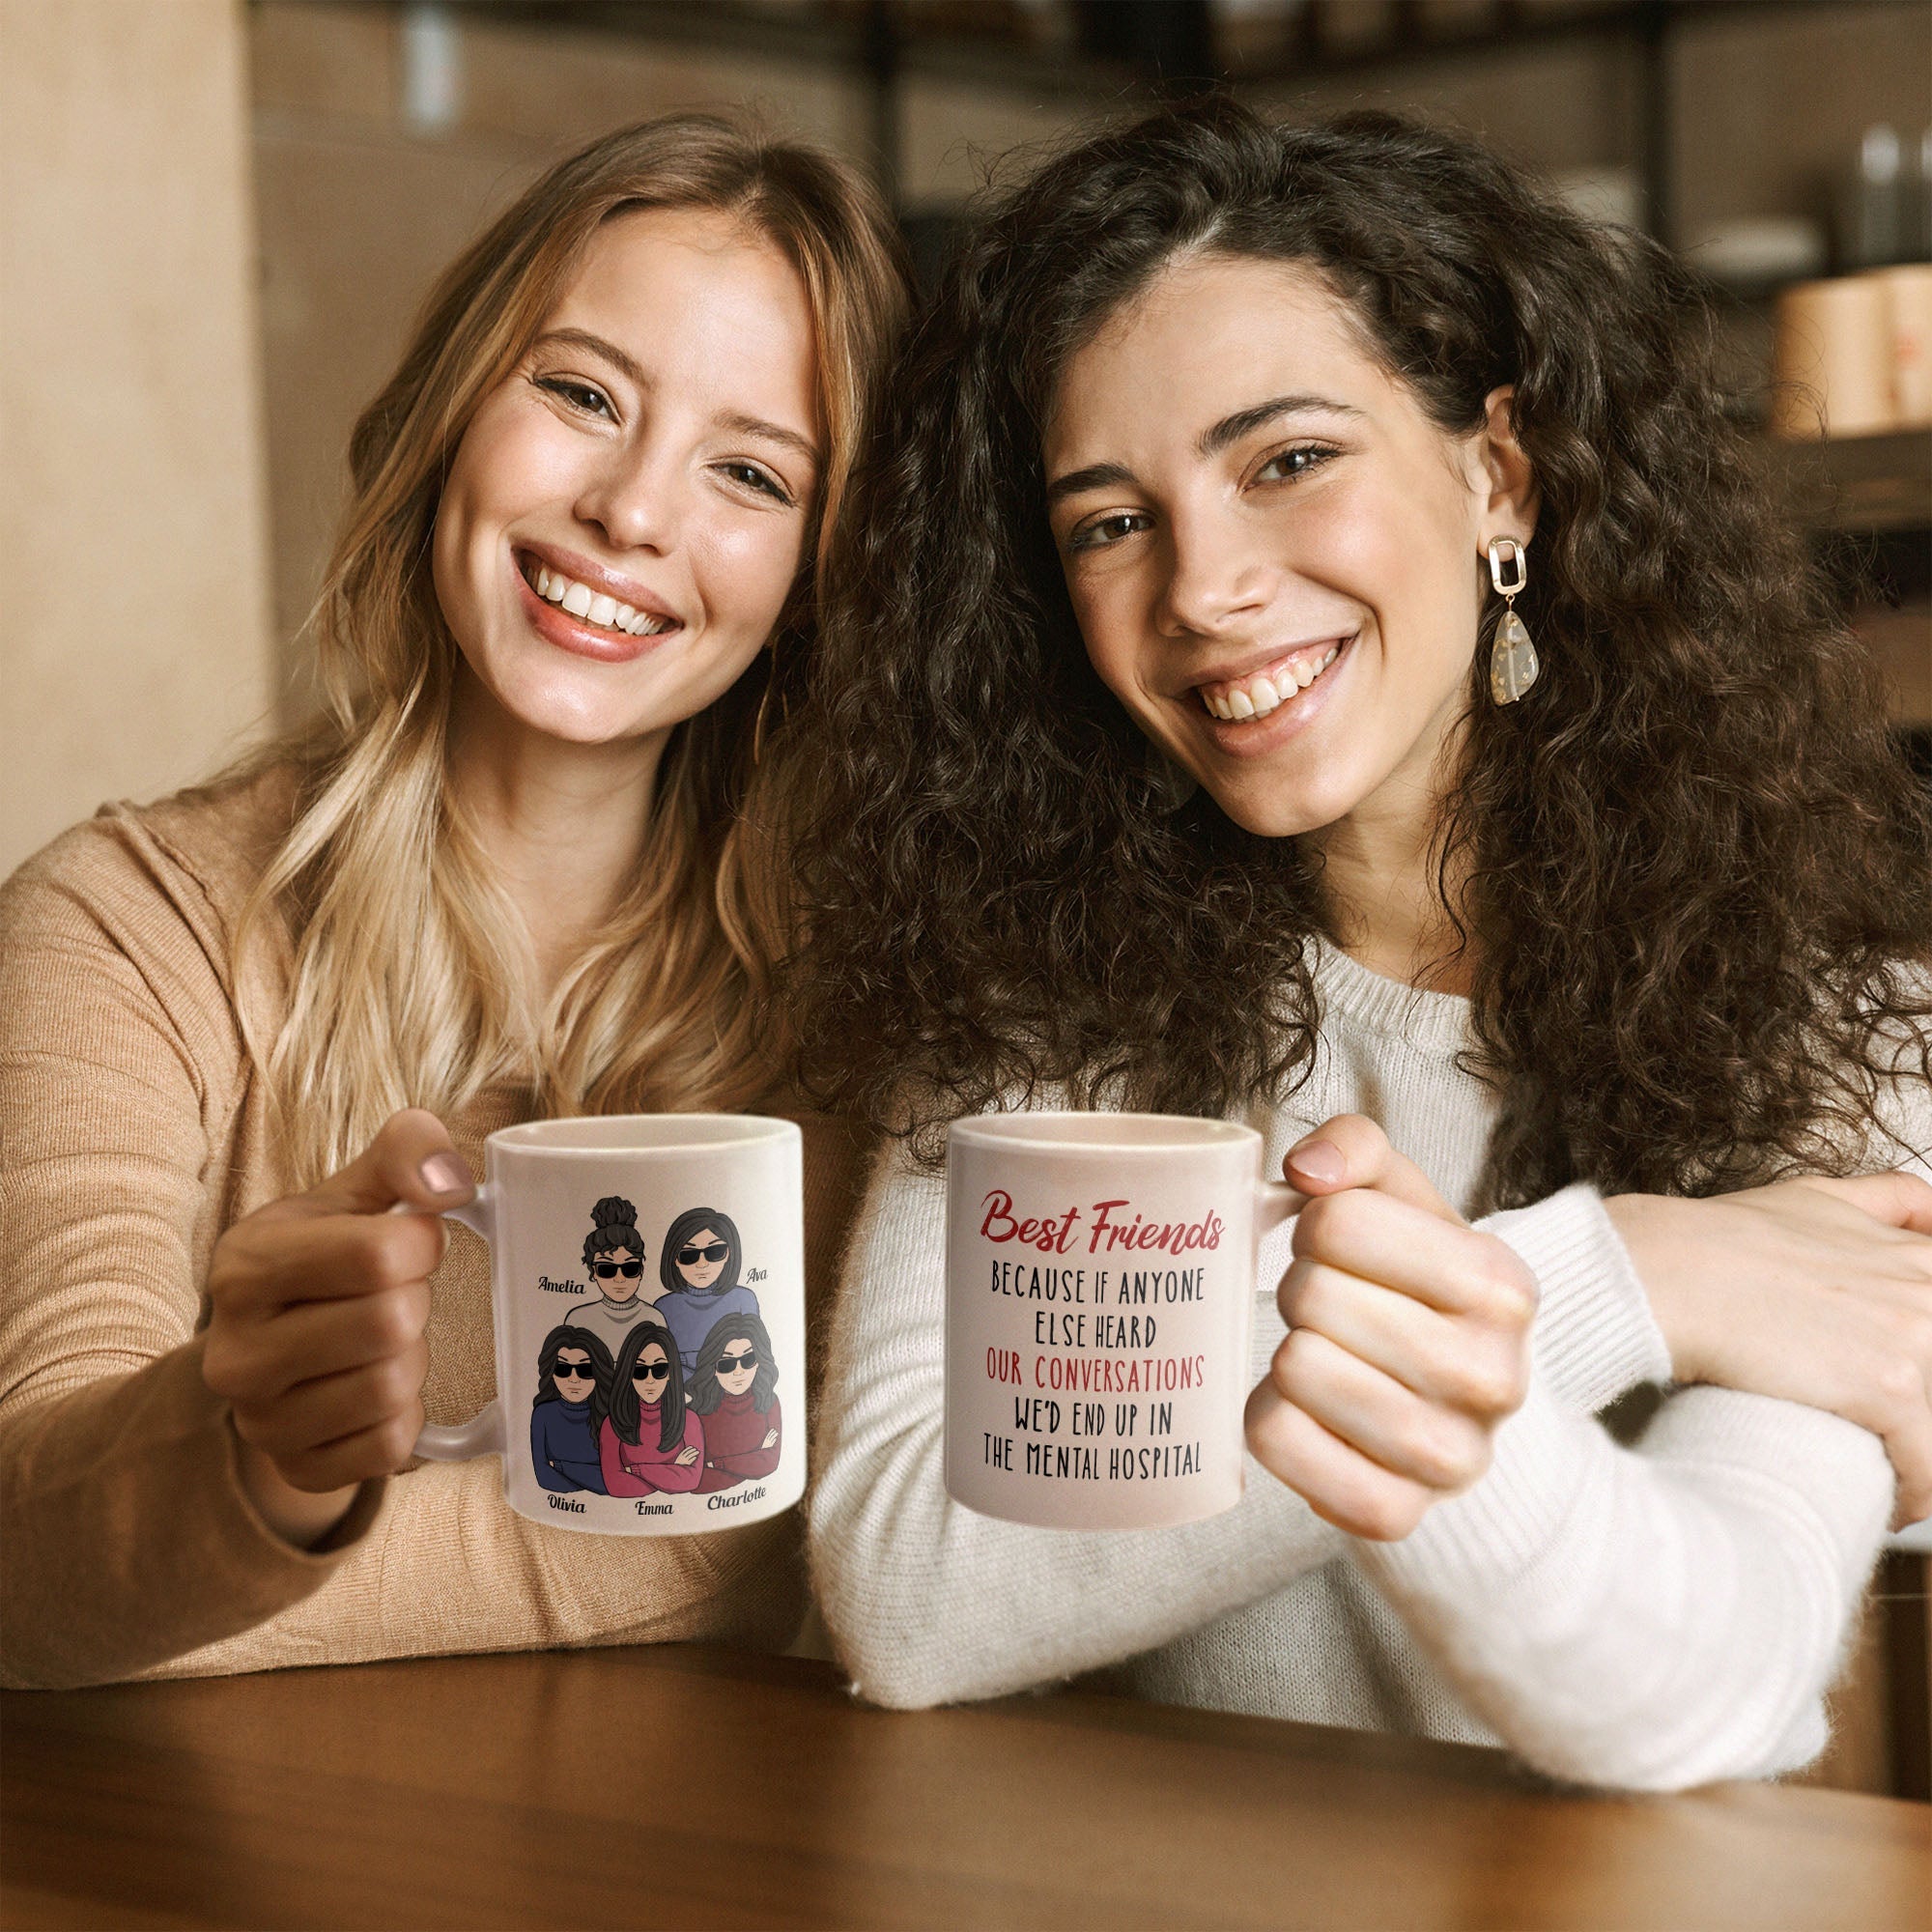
[
  {"x1": 1194, "y1": 635, "x2": 1350, "y2": 721},
  {"x1": 511, "y1": 547, "x2": 682, "y2": 665},
  {"x1": 516, "y1": 549, "x2": 680, "y2": 641}
]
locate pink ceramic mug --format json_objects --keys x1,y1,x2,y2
[{"x1": 945, "y1": 1113, "x2": 1299, "y2": 1529}]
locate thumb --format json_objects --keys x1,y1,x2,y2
[
  {"x1": 1283, "y1": 1114, "x2": 1463, "y2": 1227},
  {"x1": 299, "y1": 1108, "x2": 474, "y2": 1218}
]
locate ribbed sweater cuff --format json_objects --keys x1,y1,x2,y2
[{"x1": 1483, "y1": 1184, "x2": 1671, "y2": 1415}]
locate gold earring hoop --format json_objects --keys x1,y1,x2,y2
[{"x1": 1486, "y1": 537, "x2": 1539, "y2": 705}]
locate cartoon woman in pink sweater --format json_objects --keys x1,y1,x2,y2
[{"x1": 598, "y1": 1321, "x2": 703, "y2": 1497}]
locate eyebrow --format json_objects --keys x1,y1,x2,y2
[
  {"x1": 531, "y1": 327, "x2": 821, "y2": 468},
  {"x1": 1044, "y1": 461, "x2": 1136, "y2": 508},
  {"x1": 1197, "y1": 393, "x2": 1364, "y2": 459},
  {"x1": 1045, "y1": 393, "x2": 1363, "y2": 508}
]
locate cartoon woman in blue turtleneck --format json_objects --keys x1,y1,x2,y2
[
  {"x1": 529, "y1": 1323, "x2": 613, "y2": 1493},
  {"x1": 652, "y1": 1208, "x2": 759, "y2": 1373}
]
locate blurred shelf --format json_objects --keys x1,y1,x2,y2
[
  {"x1": 372, "y1": 0, "x2": 1889, "y2": 104},
  {"x1": 1858, "y1": 602, "x2": 1932, "y2": 727},
  {"x1": 1771, "y1": 430, "x2": 1930, "y2": 731},
  {"x1": 1777, "y1": 428, "x2": 1932, "y2": 534}
]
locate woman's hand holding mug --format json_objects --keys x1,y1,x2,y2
[
  {"x1": 1244, "y1": 1116, "x2": 1539, "y2": 1542},
  {"x1": 202, "y1": 1108, "x2": 475, "y2": 1547}
]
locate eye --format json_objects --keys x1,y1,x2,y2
[
  {"x1": 717, "y1": 460, "x2": 794, "y2": 507},
  {"x1": 535, "y1": 374, "x2": 614, "y2": 420},
  {"x1": 1065, "y1": 509, "x2": 1152, "y2": 554},
  {"x1": 1253, "y1": 443, "x2": 1337, "y2": 486}
]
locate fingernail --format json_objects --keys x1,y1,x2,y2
[
  {"x1": 1287, "y1": 1139, "x2": 1346, "y2": 1187},
  {"x1": 419, "y1": 1152, "x2": 470, "y2": 1197}
]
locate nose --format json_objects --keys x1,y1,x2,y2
[
  {"x1": 1156, "y1": 499, "x2": 1274, "y2": 640},
  {"x1": 574, "y1": 440, "x2": 685, "y2": 555}
]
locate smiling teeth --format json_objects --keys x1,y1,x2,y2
[
  {"x1": 530, "y1": 563, "x2": 672, "y2": 638},
  {"x1": 1200, "y1": 644, "x2": 1342, "y2": 721}
]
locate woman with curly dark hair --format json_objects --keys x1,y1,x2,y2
[{"x1": 793, "y1": 100, "x2": 1932, "y2": 1789}]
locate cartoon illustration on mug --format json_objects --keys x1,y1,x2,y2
[
  {"x1": 688, "y1": 1312, "x2": 781, "y2": 1492},
  {"x1": 598, "y1": 1321, "x2": 704, "y2": 1495},
  {"x1": 653, "y1": 1208, "x2": 760, "y2": 1373},
  {"x1": 571, "y1": 1196, "x2": 657, "y2": 1348},
  {"x1": 530, "y1": 1324, "x2": 614, "y2": 1493}
]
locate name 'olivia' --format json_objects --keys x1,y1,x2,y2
[{"x1": 979, "y1": 1191, "x2": 1224, "y2": 1257}]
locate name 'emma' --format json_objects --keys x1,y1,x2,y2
[{"x1": 979, "y1": 1191, "x2": 1224, "y2": 1257}]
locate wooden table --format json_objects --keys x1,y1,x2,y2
[{"x1": 3, "y1": 1645, "x2": 1927, "y2": 1930}]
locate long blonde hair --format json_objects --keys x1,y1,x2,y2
[{"x1": 241, "y1": 115, "x2": 908, "y2": 1185}]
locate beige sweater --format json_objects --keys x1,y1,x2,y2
[{"x1": 0, "y1": 769, "x2": 872, "y2": 1690}]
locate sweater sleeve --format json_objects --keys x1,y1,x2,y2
[
  {"x1": 1479, "y1": 1184, "x2": 1673, "y2": 1416},
  {"x1": 598, "y1": 1418, "x2": 648, "y2": 1496},
  {"x1": 1354, "y1": 1051, "x2": 1932, "y2": 1792},
  {"x1": 1352, "y1": 1373, "x2": 1891, "y2": 1791},
  {"x1": 0, "y1": 822, "x2": 383, "y2": 1690},
  {"x1": 711, "y1": 1398, "x2": 782, "y2": 1479},
  {"x1": 530, "y1": 1406, "x2": 572, "y2": 1491},
  {"x1": 809, "y1": 1141, "x2": 1348, "y2": 1711},
  {"x1": 650, "y1": 1412, "x2": 707, "y2": 1493}
]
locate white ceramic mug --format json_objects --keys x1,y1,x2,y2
[
  {"x1": 944, "y1": 1113, "x2": 1298, "y2": 1530},
  {"x1": 412, "y1": 1115, "x2": 804, "y2": 1535}
]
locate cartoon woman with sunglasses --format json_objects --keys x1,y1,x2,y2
[
  {"x1": 598, "y1": 1321, "x2": 704, "y2": 1496},
  {"x1": 688, "y1": 1312, "x2": 781, "y2": 1493},
  {"x1": 572, "y1": 1195, "x2": 657, "y2": 1350},
  {"x1": 653, "y1": 1208, "x2": 759, "y2": 1373},
  {"x1": 529, "y1": 1324, "x2": 614, "y2": 1494}
]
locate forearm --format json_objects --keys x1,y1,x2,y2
[
  {"x1": 1354, "y1": 1379, "x2": 1892, "y2": 1790},
  {"x1": 601, "y1": 1451, "x2": 653, "y2": 1497},
  {"x1": 135, "y1": 1452, "x2": 810, "y2": 1679},
  {"x1": 653, "y1": 1454, "x2": 705, "y2": 1493},
  {"x1": 0, "y1": 1341, "x2": 382, "y2": 1689}
]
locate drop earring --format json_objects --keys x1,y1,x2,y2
[{"x1": 1487, "y1": 536, "x2": 1539, "y2": 705}]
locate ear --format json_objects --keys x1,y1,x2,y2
[{"x1": 1474, "y1": 385, "x2": 1539, "y2": 551}]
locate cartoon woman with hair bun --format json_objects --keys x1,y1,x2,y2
[
  {"x1": 530, "y1": 1323, "x2": 613, "y2": 1493},
  {"x1": 689, "y1": 1311, "x2": 781, "y2": 1492},
  {"x1": 598, "y1": 1321, "x2": 703, "y2": 1496},
  {"x1": 654, "y1": 1207, "x2": 759, "y2": 1373},
  {"x1": 572, "y1": 1195, "x2": 655, "y2": 1350}
]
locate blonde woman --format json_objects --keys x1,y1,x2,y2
[{"x1": 0, "y1": 116, "x2": 906, "y2": 1689}]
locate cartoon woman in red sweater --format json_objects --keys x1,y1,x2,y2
[
  {"x1": 597, "y1": 1321, "x2": 703, "y2": 1497},
  {"x1": 688, "y1": 1311, "x2": 781, "y2": 1492}
]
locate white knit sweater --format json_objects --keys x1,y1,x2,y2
[{"x1": 810, "y1": 943, "x2": 1914, "y2": 1791}]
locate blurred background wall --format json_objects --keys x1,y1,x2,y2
[{"x1": 2, "y1": 0, "x2": 273, "y2": 876}]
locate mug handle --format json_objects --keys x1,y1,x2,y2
[
  {"x1": 389, "y1": 1188, "x2": 507, "y2": 1462},
  {"x1": 1254, "y1": 1178, "x2": 1303, "y2": 1238},
  {"x1": 1249, "y1": 1178, "x2": 1303, "y2": 1350}
]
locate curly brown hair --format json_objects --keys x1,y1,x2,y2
[{"x1": 781, "y1": 99, "x2": 1932, "y2": 1208}]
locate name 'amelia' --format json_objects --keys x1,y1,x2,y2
[{"x1": 979, "y1": 1192, "x2": 1225, "y2": 1257}]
